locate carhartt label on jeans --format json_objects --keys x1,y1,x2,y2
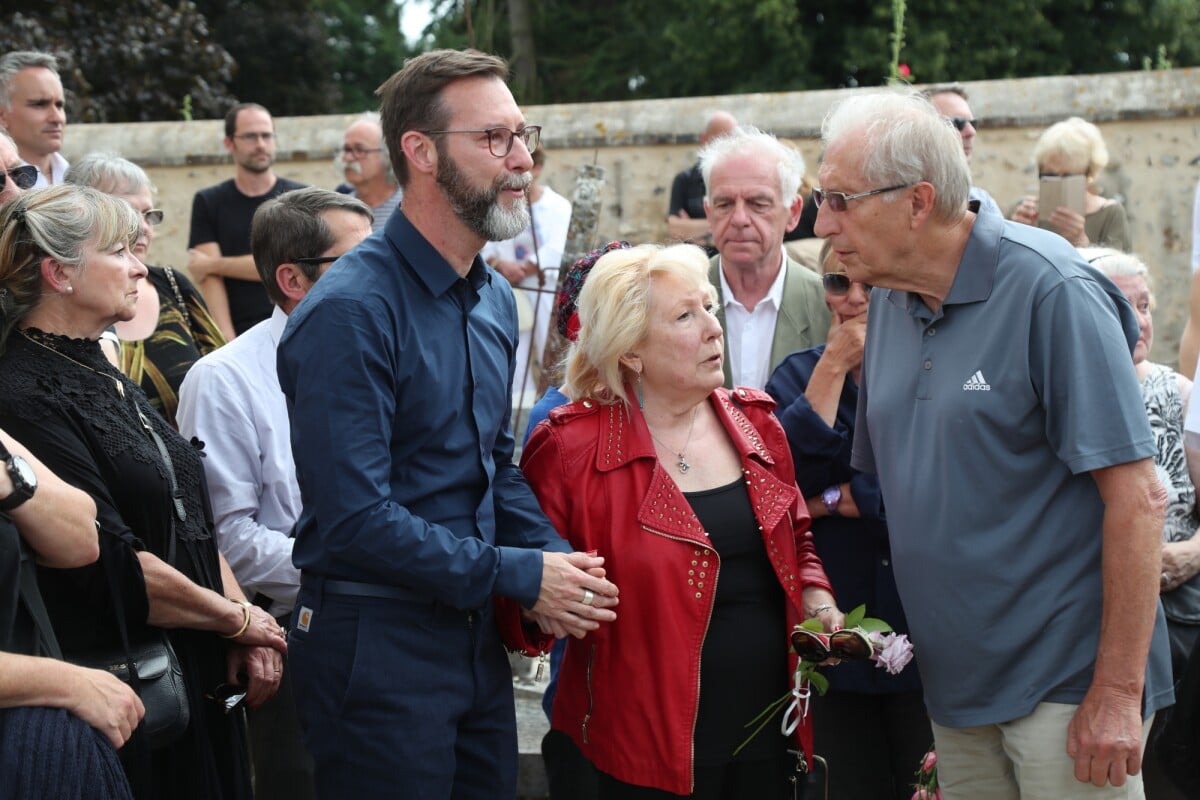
[{"x1": 297, "y1": 606, "x2": 313, "y2": 632}]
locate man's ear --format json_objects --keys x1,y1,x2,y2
[
  {"x1": 223, "y1": 136, "x2": 235, "y2": 157},
  {"x1": 401, "y1": 131, "x2": 436, "y2": 178},
  {"x1": 784, "y1": 193, "x2": 804, "y2": 233},
  {"x1": 909, "y1": 182, "x2": 937, "y2": 229},
  {"x1": 275, "y1": 263, "x2": 310, "y2": 303}
]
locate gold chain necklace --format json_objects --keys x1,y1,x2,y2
[
  {"x1": 18, "y1": 329, "x2": 126, "y2": 398},
  {"x1": 646, "y1": 405, "x2": 699, "y2": 474}
]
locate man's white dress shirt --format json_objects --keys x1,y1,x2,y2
[{"x1": 718, "y1": 247, "x2": 788, "y2": 390}]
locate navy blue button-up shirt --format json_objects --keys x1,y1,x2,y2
[{"x1": 278, "y1": 210, "x2": 568, "y2": 610}]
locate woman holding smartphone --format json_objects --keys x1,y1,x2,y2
[{"x1": 1010, "y1": 116, "x2": 1131, "y2": 251}]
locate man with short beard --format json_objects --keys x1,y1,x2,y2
[
  {"x1": 188, "y1": 103, "x2": 306, "y2": 339},
  {"x1": 276, "y1": 49, "x2": 619, "y2": 799}
]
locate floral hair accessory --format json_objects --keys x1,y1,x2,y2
[{"x1": 555, "y1": 240, "x2": 631, "y2": 341}]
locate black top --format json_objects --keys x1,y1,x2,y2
[
  {"x1": 0, "y1": 514, "x2": 32, "y2": 654},
  {"x1": 687, "y1": 478, "x2": 788, "y2": 764},
  {"x1": 668, "y1": 162, "x2": 707, "y2": 220},
  {"x1": 188, "y1": 177, "x2": 306, "y2": 334},
  {"x1": 0, "y1": 329, "x2": 250, "y2": 799}
]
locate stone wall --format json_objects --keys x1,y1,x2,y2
[{"x1": 70, "y1": 68, "x2": 1200, "y2": 364}]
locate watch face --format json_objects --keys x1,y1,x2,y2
[{"x1": 12, "y1": 455, "x2": 35, "y2": 490}]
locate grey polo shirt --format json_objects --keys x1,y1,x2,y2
[{"x1": 852, "y1": 204, "x2": 1173, "y2": 728}]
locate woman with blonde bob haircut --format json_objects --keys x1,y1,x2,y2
[{"x1": 522, "y1": 242, "x2": 841, "y2": 799}]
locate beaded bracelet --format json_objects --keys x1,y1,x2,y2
[{"x1": 220, "y1": 598, "x2": 253, "y2": 639}]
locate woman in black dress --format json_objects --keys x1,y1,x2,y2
[{"x1": 0, "y1": 185, "x2": 288, "y2": 799}]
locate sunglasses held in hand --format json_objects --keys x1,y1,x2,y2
[{"x1": 790, "y1": 626, "x2": 874, "y2": 662}]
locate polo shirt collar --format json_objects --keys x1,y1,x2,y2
[
  {"x1": 942, "y1": 199, "x2": 999, "y2": 307},
  {"x1": 385, "y1": 209, "x2": 493, "y2": 297}
]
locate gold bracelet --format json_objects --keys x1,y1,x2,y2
[{"x1": 220, "y1": 598, "x2": 252, "y2": 639}]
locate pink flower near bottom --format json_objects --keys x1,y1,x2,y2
[{"x1": 922, "y1": 749, "x2": 938, "y2": 772}]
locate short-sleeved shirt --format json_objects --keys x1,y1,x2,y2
[
  {"x1": 851, "y1": 203, "x2": 1173, "y2": 727},
  {"x1": 188, "y1": 177, "x2": 306, "y2": 335},
  {"x1": 277, "y1": 211, "x2": 569, "y2": 610}
]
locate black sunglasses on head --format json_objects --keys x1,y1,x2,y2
[
  {"x1": 1, "y1": 165, "x2": 38, "y2": 191},
  {"x1": 822, "y1": 273, "x2": 872, "y2": 295}
]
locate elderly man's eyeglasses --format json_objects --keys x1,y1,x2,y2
[
  {"x1": 822, "y1": 273, "x2": 872, "y2": 296},
  {"x1": 946, "y1": 117, "x2": 977, "y2": 132},
  {"x1": 1, "y1": 165, "x2": 38, "y2": 191},
  {"x1": 340, "y1": 145, "x2": 382, "y2": 159},
  {"x1": 142, "y1": 209, "x2": 164, "y2": 226},
  {"x1": 423, "y1": 125, "x2": 541, "y2": 158},
  {"x1": 812, "y1": 184, "x2": 912, "y2": 213}
]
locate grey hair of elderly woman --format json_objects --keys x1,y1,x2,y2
[
  {"x1": 1079, "y1": 246, "x2": 1154, "y2": 306},
  {"x1": 0, "y1": 184, "x2": 140, "y2": 352},
  {"x1": 564, "y1": 242, "x2": 715, "y2": 408},
  {"x1": 64, "y1": 152, "x2": 155, "y2": 196},
  {"x1": 1033, "y1": 117, "x2": 1109, "y2": 179},
  {"x1": 821, "y1": 89, "x2": 971, "y2": 223}
]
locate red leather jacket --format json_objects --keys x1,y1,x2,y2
[{"x1": 521, "y1": 387, "x2": 833, "y2": 794}]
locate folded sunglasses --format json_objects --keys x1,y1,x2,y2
[{"x1": 790, "y1": 627, "x2": 873, "y2": 662}]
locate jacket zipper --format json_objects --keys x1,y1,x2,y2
[
  {"x1": 582, "y1": 642, "x2": 596, "y2": 744},
  {"x1": 640, "y1": 523, "x2": 720, "y2": 793}
]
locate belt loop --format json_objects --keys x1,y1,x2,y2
[{"x1": 304, "y1": 573, "x2": 325, "y2": 609}]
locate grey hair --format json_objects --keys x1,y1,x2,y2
[
  {"x1": 250, "y1": 186, "x2": 372, "y2": 306},
  {"x1": 821, "y1": 90, "x2": 971, "y2": 222},
  {"x1": 698, "y1": 125, "x2": 805, "y2": 203},
  {"x1": 921, "y1": 84, "x2": 969, "y2": 102},
  {"x1": 1078, "y1": 246, "x2": 1149, "y2": 279},
  {"x1": 345, "y1": 111, "x2": 397, "y2": 186},
  {"x1": 0, "y1": 51, "x2": 59, "y2": 109},
  {"x1": 64, "y1": 153, "x2": 155, "y2": 196},
  {"x1": 1033, "y1": 117, "x2": 1109, "y2": 178},
  {"x1": 0, "y1": 185, "x2": 139, "y2": 351}
]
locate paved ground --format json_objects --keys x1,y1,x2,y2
[{"x1": 512, "y1": 654, "x2": 552, "y2": 799}]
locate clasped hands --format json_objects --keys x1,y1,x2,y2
[{"x1": 529, "y1": 550, "x2": 619, "y2": 639}]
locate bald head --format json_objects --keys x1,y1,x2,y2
[{"x1": 701, "y1": 111, "x2": 738, "y2": 144}]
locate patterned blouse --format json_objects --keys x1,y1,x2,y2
[{"x1": 120, "y1": 266, "x2": 225, "y2": 428}]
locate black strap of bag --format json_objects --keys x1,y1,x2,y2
[{"x1": 16, "y1": 535, "x2": 62, "y2": 659}]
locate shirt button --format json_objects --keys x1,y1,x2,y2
[
  {"x1": 923, "y1": 360, "x2": 932, "y2": 370},
  {"x1": 882, "y1": 558, "x2": 890, "y2": 566},
  {"x1": 926, "y1": 328, "x2": 937, "y2": 337}
]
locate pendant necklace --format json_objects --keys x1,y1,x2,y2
[
  {"x1": 647, "y1": 406, "x2": 699, "y2": 474},
  {"x1": 18, "y1": 329, "x2": 126, "y2": 398}
]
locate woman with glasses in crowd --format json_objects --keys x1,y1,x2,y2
[
  {"x1": 522, "y1": 242, "x2": 840, "y2": 799},
  {"x1": 66, "y1": 154, "x2": 225, "y2": 429},
  {"x1": 1010, "y1": 117, "x2": 1132, "y2": 251},
  {"x1": 0, "y1": 184, "x2": 287, "y2": 799},
  {"x1": 766, "y1": 242, "x2": 931, "y2": 800}
]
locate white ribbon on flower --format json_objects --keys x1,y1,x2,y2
[{"x1": 780, "y1": 670, "x2": 811, "y2": 736}]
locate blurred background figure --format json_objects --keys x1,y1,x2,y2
[
  {"x1": 1010, "y1": 116, "x2": 1131, "y2": 251},
  {"x1": 667, "y1": 110, "x2": 737, "y2": 250},
  {"x1": 335, "y1": 112, "x2": 401, "y2": 233},
  {"x1": 0, "y1": 51, "x2": 67, "y2": 187},
  {"x1": 767, "y1": 242, "x2": 931, "y2": 800},
  {"x1": 66, "y1": 153, "x2": 225, "y2": 429},
  {"x1": 481, "y1": 147, "x2": 571, "y2": 407}
]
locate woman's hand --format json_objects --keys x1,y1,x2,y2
[
  {"x1": 1012, "y1": 195, "x2": 1039, "y2": 226},
  {"x1": 227, "y1": 645, "x2": 283, "y2": 710},
  {"x1": 1161, "y1": 538, "x2": 1200, "y2": 592},
  {"x1": 229, "y1": 604, "x2": 289, "y2": 653},
  {"x1": 822, "y1": 311, "x2": 867, "y2": 375},
  {"x1": 65, "y1": 664, "x2": 145, "y2": 749},
  {"x1": 1047, "y1": 205, "x2": 1088, "y2": 246},
  {"x1": 802, "y1": 587, "x2": 843, "y2": 632}
]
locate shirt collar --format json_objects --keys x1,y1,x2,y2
[
  {"x1": 385, "y1": 209, "x2": 493, "y2": 298},
  {"x1": 718, "y1": 246, "x2": 788, "y2": 311},
  {"x1": 268, "y1": 305, "x2": 289, "y2": 346}
]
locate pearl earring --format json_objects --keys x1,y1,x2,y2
[{"x1": 65, "y1": 284, "x2": 73, "y2": 294}]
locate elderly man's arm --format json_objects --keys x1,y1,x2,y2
[{"x1": 1067, "y1": 457, "x2": 1166, "y2": 787}]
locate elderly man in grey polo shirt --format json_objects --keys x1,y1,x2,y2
[{"x1": 815, "y1": 90, "x2": 1173, "y2": 799}]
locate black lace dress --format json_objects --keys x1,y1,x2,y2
[{"x1": 0, "y1": 328, "x2": 251, "y2": 800}]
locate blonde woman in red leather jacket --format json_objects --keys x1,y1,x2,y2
[{"x1": 522, "y1": 243, "x2": 841, "y2": 799}]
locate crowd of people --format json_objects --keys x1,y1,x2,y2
[{"x1": 0, "y1": 42, "x2": 1196, "y2": 800}]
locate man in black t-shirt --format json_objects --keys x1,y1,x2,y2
[{"x1": 188, "y1": 103, "x2": 306, "y2": 338}]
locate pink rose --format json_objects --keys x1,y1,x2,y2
[
  {"x1": 911, "y1": 789, "x2": 931, "y2": 800},
  {"x1": 871, "y1": 632, "x2": 915, "y2": 674},
  {"x1": 922, "y1": 749, "x2": 937, "y2": 772}
]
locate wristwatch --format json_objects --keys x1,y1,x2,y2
[
  {"x1": 0, "y1": 441, "x2": 36, "y2": 512},
  {"x1": 821, "y1": 485, "x2": 842, "y2": 517}
]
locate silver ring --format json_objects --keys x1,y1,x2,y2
[
  {"x1": 1162, "y1": 572, "x2": 1171, "y2": 584},
  {"x1": 581, "y1": 588, "x2": 595, "y2": 606}
]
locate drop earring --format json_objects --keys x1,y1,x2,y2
[{"x1": 636, "y1": 373, "x2": 644, "y2": 409}]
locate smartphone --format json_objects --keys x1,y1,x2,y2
[{"x1": 1039, "y1": 174, "x2": 1086, "y2": 217}]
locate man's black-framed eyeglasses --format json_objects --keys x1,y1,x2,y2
[
  {"x1": 946, "y1": 117, "x2": 977, "y2": 132},
  {"x1": 1, "y1": 165, "x2": 38, "y2": 191},
  {"x1": 423, "y1": 125, "x2": 541, "y2": 158},
  {"x1": 142, "y1": 209, "x2": 164, "y2": 226},
  {"x1": 812, "y1": 183, "x2": 912, "y2": 213},
  {"x1": 294, "y1": 256, "x2": 339, "y2": 267}
]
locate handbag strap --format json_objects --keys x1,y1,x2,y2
[
  {"x1": 134, "y1": 407, "x2": 184, "y2": 568},
  {"x1": 162, "y1": 267, "x2": 195, "y2": 335}
]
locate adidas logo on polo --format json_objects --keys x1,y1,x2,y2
[{"x1": 963, "y1": 370, "x2": 991, "y2": 391}]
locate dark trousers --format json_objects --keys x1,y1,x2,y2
[
  {"x1": 246, "y1": 614, "x2": 316, "y2": 800},
  {"x1": 288, "y1": 585, "x2": 517, "y2": 799},
  {"x1": 810, "y1": 689, "x2": 931, "y2": 800},
  {"x1": 595, "y1": 755, "x2": 791, "y2": 799}
]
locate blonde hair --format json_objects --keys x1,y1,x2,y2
[
  {"x1": 0, "y1": 185, "x2": 140, "y2": 351},
  {"x1": 1033, "y1": 117, "x2": 1109, "y2": 178},
  {"x1": 564, "y1": 243, "x2": 716, "y2": 407}
]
